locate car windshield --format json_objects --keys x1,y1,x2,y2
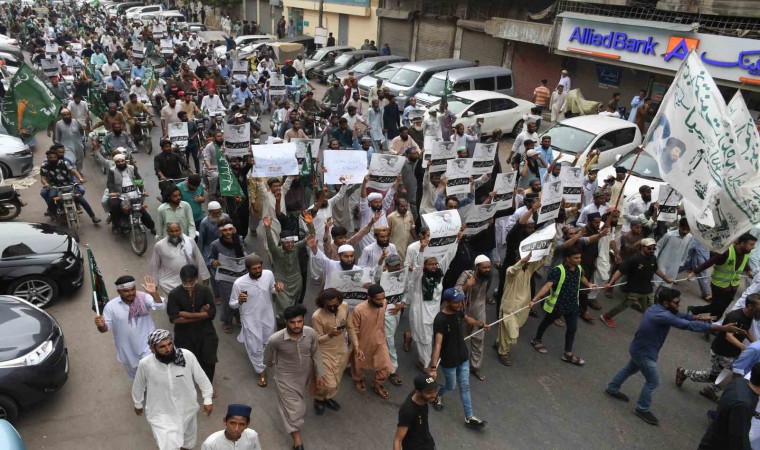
[
  {"x1": 375, "y1": 66, "x2": 399, "y2": 80},
  {"x1": 310, "y1": 49, "x2": 328, "y2": 61},
  {"x1": 335, "y1": 54, "x2": 352, "y2": 65},
  {"x1": 351, "y1": 60, "x2": 375, "y2": 73},
  {"x1": 542, "y1": 123, "x2": 596, "y2": 155},
  {"x1": 433, "y1": 96, "x2": 474, "y2": 115},
  {"x1": 616, "y1": 150, "x2": 662, "y2": 181},
  {"x1": 421, "y1": 77, "x2": 445, "y2": 96},
  {"x1": 389, "y1": 68, "x2": 421, "y2": 87}
]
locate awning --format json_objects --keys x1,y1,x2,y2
[
  {"x1": 484, "y1": 18, "x2": 554, "y2": 46},
  {"x1": 557, "y1": 12, "x2": 695, "y2": 33}
]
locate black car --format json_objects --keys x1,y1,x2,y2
[
  {"x1": 0, "y1": 295, "x2": 69, "y2": 423},
  {"x1": 0, "y1": 223, "x2": 84, "y2": 308}
]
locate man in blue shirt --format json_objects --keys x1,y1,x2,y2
[
  {"x1": 231, "y1": 81, "x2": 254, "y2": 105},
  {"x1": 131, "y1": 60, "x2": 146, "y2": 81},
  {"x1": 536, "y1": 135, "x2": 554, "y2": 179},
  {"x1": 105, "y1": 71, "x2": 129, "y2": 103},
  {"x1": 604, "y1": 287, "x2": 745, "y2": 426}
]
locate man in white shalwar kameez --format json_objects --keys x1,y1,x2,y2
[
  {"x1": 549, "y1": 85, "x2": 567, "y2": 123},
  {"x1": 95, "y1": 275, "x2": 165, "y2": 379},
  {"x1": 359, "y1": 174, "x2": 398, "y2": 250},
  {"x1": 653, "y1": 218, "x2": 693, "y2": 287},
  {"x1": 230, "y1": 254, "x2": 284, "y2": 387},
  {"x1": 132, "y1": 329, "x2": 213, "y2": 450},
  {"x1": 307, "y1": 238, "x2": 363, "y2": 308},
  {"x1": 357, "y1": 225, "x2": 398, "y2": 269},
  {"x1": 201, "y1": 403, "x2": 261, "y2": 450},
  {"x1": 252, "y1": 176, "x2": 293, "y2": 249},
  {"x1": 149, "y1": 222, "x2": 210, "y2": 294}
]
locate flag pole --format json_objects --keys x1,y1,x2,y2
[
  {"x1": 614, "y1": 146, "x2": 643, "y2": 210},
  {"x1": 86, "y1": 245, "x2": 100, "y2": 315}
]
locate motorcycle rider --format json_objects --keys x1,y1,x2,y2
[
  {"x1": 129, "y1": 77, "x2": 150, "y2": 103},
  {"x1": 103, "y1": 122, "x2": 137, "y2": 157},
  {"x1": 202, "y1": 131, "x2": 225, "y2": 200},
  {"x1": 123, "y1": 93, "x2": 154, "y2": 144},
  {"x1": 154, "y1": 139, "x2": 188, "y2": 192},
  {"x1": 40, "y1": 149, "x2": 101, "y2": 223},
  {"x1": 106, "y1": 153, "x2": 156, "y2": 234},
  {"x1": 323, "y1": 79, "x2": 346, "y2": 116}
]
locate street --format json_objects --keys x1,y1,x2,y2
[{"x1": 7, "y1": 97, "x2": 723, "y2": 450}]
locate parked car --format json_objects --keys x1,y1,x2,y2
[
  {"x1": 0, "y1": 295, "x2": 69, "y2": 423},
  {"x1": 542, "y1": 115, "x2": 643, "y2": 170},
  {"x1": 0, "y1": 134, "x2": 32, "y2": 179},
  {"x1": 278, "y1": 35, "x2": 317, "y2": 56},
  {"x1": 125, "y1": 4, "x2": 162, "y2": 19},
  {"x1": 333, "y1": 55, "x2": 408, "y2": 84},
  {"x1": 415, "y1": 66, "x2": 514, "y2": 108},
  {"x1": 358, "y1": 62, "x2": 406, "y2": 99},
  {"x1": 213, "y1": 34, "x2": 274, "y2": 59},
  {"x1": 179, "y1": 22, "x2": 207, "y2": 32},
  {"x1": 425, "y1": 91, "x2": 534, "y2": 138},
  {"x1": 304, "y1": 45, "x2": 354, "y2": 75},
  {"x1": 0, "y1": 34, "x2": 17, "y2": 46},
  {"x1": 384, "y1": 58, "x2": 474, "y2": 109},
  {"x1": 314, "y1": 50, "x2": 379, "y2": 83},
  {"x1": 0, "y1": 222, "x2": 84, "y2": 308},
  {"x1": 597, "y1": 148, "x2": 665, "y2": 202},
  {"x1": 0, "y1": 45, "x2": 22, "y2": 62},
  {"x1": 0, "y1": 420, "x2": 25, "y2": 449},
  {"x1": 107, "y1": 1, "x2": 141, "y2": 17}
]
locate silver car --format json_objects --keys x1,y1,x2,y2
[
  {"x1": 358, "y1": 62, "x2": 406, "y2": 100},
  {"x1": 0, "y1": 126, "x2": 33, "y2": 179}
]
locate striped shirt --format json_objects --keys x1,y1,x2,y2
[{"x1": 533, "y1": 86, "x2": 551, "y2": 106}]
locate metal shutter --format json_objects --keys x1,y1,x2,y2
[
  {"x1": 460, "y1": 30, "x2": 504, "y2": 66},
  {"x1": 379, "y1": 18, "x2": 413, "y2": 59},
  {"x1": 259, "y1": 3, "x2": 272, "y2": 34},
  {"x1": 415, "y1": 18, "x2": 455, "y2": 61}
]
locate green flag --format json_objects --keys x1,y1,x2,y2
[
  {"x1": 443, "y1": 71, "x2": 453, "y2": 102},
  {"x1": 87, "y1": 247, "x2": 109, "y2": 315},
  {"x1": 1, "y1": 63, "x2": 61, "y2": 137},
  {"x1": 299, "y1": 142, "x2": 314, "y2": 185},
  {"x1": 216, "y1": 146, "x2": 245, "y2": 197}
]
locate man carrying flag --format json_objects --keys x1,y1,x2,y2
[
  {"x1": 216, "y1": 141, "x2": 245, "y2": 199},
  {"x1": 91, "y1": 245, "x2": 166, "y2": 379},
  {"x1": 1, "y1": 63, "x2": 61, "y2": 142}
]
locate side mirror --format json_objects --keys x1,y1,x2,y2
[
  {"x1": 465, "y1": 111, "x2": 474, "y2": 117},
  {"x1": 615, "y1": 154, "x2": 622, "y2": 161},
  {"x1": 416, "y1": 80, "x2": 425, "y2": 88}
]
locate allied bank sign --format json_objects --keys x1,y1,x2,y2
[{"x1": 557, "y1": 17, "x2": 760, "y2": 86}]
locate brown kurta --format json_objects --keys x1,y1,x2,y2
[
  {"x1": 263, "y1": 326, "x2": 325, "y2": 433},
  {"x1": 497, "y1": 259, "x2": 545, "y2": 355},
  {"x1": 387, "y1": 210, "x2": 415, "y2": 262},
  {"x1": 349, "y1": 300, "x2": 392, "y2": 383},
  {"x1": 309, "y1": 303, "x2": 354, "y2": 401},
  {"x1": 455, "y1": 270, "x2": 489, "y2": 370}
]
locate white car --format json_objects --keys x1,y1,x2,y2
[
  {"x1": 0, "y1": 34, "x2": 17, "y2": 46},
  {"x1": 597, "y1": 148, "x2": 666, "y2": 205},
  {"x1": 126, "y1": 4, "x2": 162, "y2": 20},
  {"x1": 542, "y1": 115, "x2": 642, "y2": 170},
  {"x1": 425, "y1": 91, "x2": 535, "y2": 138},
  {"x1": 213, "y1": 35, "x2": 274, "y2": 59}
]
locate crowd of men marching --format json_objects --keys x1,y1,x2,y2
[{"x1": 7, "y1": 0, "x2": 760, "y2": 449}]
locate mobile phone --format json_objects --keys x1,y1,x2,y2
[{"x1": 335, "y1": 324, "x2": 346, "y2": 331}]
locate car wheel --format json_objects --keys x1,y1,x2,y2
[
  {"x1": 511, "y1": 119, "x2": 524, "y2": 138},
  {"x1": 0, "y1": 162, "x2": 10, "y2": 179},
  {"x1": 9, "y1": 275, "x2": 59, "y2": 309},
  {"x1": 0, "y1": 394, "x2": 19, "y2": 423}
]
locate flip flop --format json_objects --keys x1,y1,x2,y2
[
  {"x1": 355, "y1": 380, "x2": 367, "y2": 393},
  {"x1": 388, "y1": 373, "x2": 403, "y2": 386},
  {"x1": 372, "y1": 384, "x2": 390, "y2": 400},
  {"x1": 470, "y1": 369, "x2": 486, "y2": 381}
]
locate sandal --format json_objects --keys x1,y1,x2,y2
[
  {"x1": 354, "y1": 379, "x2": 367, "y2": 393},
  {"x1": 470, "y1": 368, "x2": 486, "y2": 381},
  {"x1": 372, "y1": 384, "x2": 390, "y2": 400},
  {"x1": 388, "y1": 373, "x2": 403, "y2": 386},
  {"x1": 223, "y1": 324, "x2": 233, "y2": 334},
  {"x1": 554, "y1": 318, "x2": 565, "y2": 327},
  {"x1": 257, "y1": 372, "x2": 268, "y2": 387},
  {"x1": 530, "y1": 340, "x2": 548, "y2": 354},
  {"x1": 702, "y1": 295, "x2": 712, "y2": 303},
  {"x1": 561, "y1": 353, "x2": 585, "y2": 366},
  {"x1": 499, "y1": 353, "x2": 513, "y2": 366}
]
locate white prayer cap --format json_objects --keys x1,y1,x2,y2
[
  {"x1": 474, "y1": 255, "x2": 490, "y2": 266},
  {"x1": 113, "y1": 153, "x2": 126, "y2": 162},
  {"x1": 367, "y1": 192, "x2": 382, "y2": 201},
  {"x1": 208, "y1": 201, "x2": 222, "y2": 211},
  {"x1": 338, "y1": 244, "x2": 354, "y2": 254}
]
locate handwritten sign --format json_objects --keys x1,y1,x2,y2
[
  {"x1": 368, "y1": 153, "x2": 405, "y2": 190},
  {"x1": 471, "y1": 142, "x2": 497, "y2": 176},
  {"x1": 323, "y1": 150, "x2": 368, "y2": 185},
  {"x1": 446, "y1": 158, "x2": 473, "y2": 196},
  {"x1": 251, "y1": 143, "x2": 299, "y2": 177},
  {"x1": 422, "y1": 210, "x2": 462, "y2": 260}
]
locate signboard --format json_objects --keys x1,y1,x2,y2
[
  {"x1": 429, "y1": 140, "x2": 455, "y2": 172},
  {"x1": 323, "y1": 150, "x2": 368, "y2": 185},
  {"x1": 559, "y1": 165, "x2": 583, "y2": 204},
  {"x1": 251, "y1": 143, "x2": 299, "y2": 177},
  {"x1": 519, "y1": 224, "x2": 556, "y2": 262},
  {"x1": 463, "y1": 203, "x2": 497, "y2": 236},
  {"x1": 329, "y1": 269, "x2": 371, "y2": 304},
  {"x1": 167, "y1": 122, "x2": 189, "y2": 147},
  {"x1": 536, "y1": 180, "x2": 562, "y2": 224},
  {"x1": 493, "y1": 172, "x2": 516, "y2": 211},
  {"x1": 160, "y1": 39, "x2": 174, "y2": 56},
  {"x1": 268, "y1": 73, "x2": 286, "y2": 97},
  {"x1": 40, "y1": 58, "x2": 60, "y2": 77},
  {"x1": 471, "y1": 142, "x2": 497, "y2": 176},
  {"x1": 445, "y1": 158, "x2": 472, "y2": 196},
  {"x1": 380, "y1": 269, "x2": 406, "y2": 309},
  {"x1": 595, "y1": 63, "x2": 622, "y2": 88},
  {"x1": 368, "y1": 153, "x2": 405, "y2": 191}
]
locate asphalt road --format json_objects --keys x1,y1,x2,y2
[{"x1": 8, "y1": 83, "x2": 723, "y2": 450}]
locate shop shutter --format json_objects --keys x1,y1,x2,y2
[
  {"x1": 459, "y1": 30, "x2": 504, "y2": 66},
  {"x1": 415, "y1": 18, "x2": 455, "y2": 61},
  {"x1": 379, "y1": 18, "x2": 413, "y2": 59},
  {"x1": 511, "y1": 42, "x2": 565, "y2": 101},
  {"x1": 259, "y1": 3, "x2": 272, "y2": 34}
]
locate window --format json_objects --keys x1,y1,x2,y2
[
  {"x1": 452, "y1": 81, "x2": 469, "y2": 92},
  {"x1": 496, "y1": 75, "x2": 512, "y2": 90},
  {"x1": 468, "y1": 101, "x2": 491, "y2": 116},
  {"x1": 594, "y1": 131, "x2": 617, "y2": 152},
  {"x1": 490, "y1": 98, "x2": 517, "y2": 112},
  {"x1": 473, "y1": 77, "x2": 495, "y2": 91},
  {"x1": 614, "y1": 127, "x2": 637, "y2": 146}
]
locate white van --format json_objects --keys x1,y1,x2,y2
[{"x1": 415, "y1": 66, "x2": 514, "y2": 108}]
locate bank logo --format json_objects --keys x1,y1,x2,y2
[{"x1": 662, "y1": 37, "x2": 700, "y2": 62}]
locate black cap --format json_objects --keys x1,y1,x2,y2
[
  {"x1": 615, "y1": 167, "x2": 628, "y2": 174},
  {"x1": 414, "y1": 374, "x2": 439, "y2": 392}
]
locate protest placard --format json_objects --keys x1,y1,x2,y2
[
  {"x1": 40, "y1": 58, "x2": 60, "y2": 78},
  {"x1": 380, "y1": 269, "x2": 407, "y2": 310},
  {"x1": 269, "y1": 73, "x2": 286, "y2": 97},
  {"x1": 329, "y1": 269, "x2": 371, "y2": 305},
  {"x1": 560, "y1": 165, "x2": 583, "y2": 203},
  {"x1": 519, "y1": 224, "x2": 556, "y2": 262},
  {"x1": 224, "y1": 124, "x2": 251, "y2": 157},
  {"x1": 215, "y1": 254, "x2": 247, "y2": 282},
  {"x1": 471, "y1": 142, "x2": 497, "y2": 176},
  {"x1": 323, "y1": 150, "x2": 368, "y2": 185},
  {"x1": 422, "y1": 210, "x2": 462, "y2": 259},
  {"x1": 493, "y1": 172, "x2": 516, "y2": 211},
  {"x1": 167, "y1": 122, "x2": 189, "y2": 148},
  {"x1": 464, "y1": 203, "x2": 497, "y2": 236},
  {"x1": 446, "y1": 158, "x2": 473, "y2": 196},
  {"x1": 251, "y1": 143, "x2": 299, "y2": 177},
  {"x1": 536, "y1": 180, "x2": 563, "y2": 224},
  {"x1": 430, "y1": 140, "x2": 455, "y2": 172},
  {"x1": 290, "y1": 138, "x2": 321, "y2": 165},
  {"x1": 368, "y1": 153, "x2": 405, "y2": 190},
  {"x1": 657, "y1": 185, "x2": 682, "y2": 223}
]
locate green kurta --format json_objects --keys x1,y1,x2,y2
[{"x1": 266, "y1": 230, "x2": 307, "y2": 321}]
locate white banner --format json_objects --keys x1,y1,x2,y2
[
  {"x1": 368, "y1": 153, "x2": 405, "y2": 190},
  {"x1": 657, "y1": 185, "x2": 682, "y2": 223},
  {"x1": 132, "y1": 41, "x2": 145, "y2": 58},
  {"x1": 224, "y1": 124, "x2": 251, "y2": 156},
  {"x1": 315, "y1": 27, "x2": 329, "y2": 46},
  {"x1": 519, "y1": 224, "x2": 556, "y2": 262},
  {"x1": 471, "y1": 142, "x2": 497, "y2": 176},
  {"x1": 445, "y1": 158, "x2": 472, "y2": 196},
  {"x1": 290, "y1": 138, "x2": 320, "y2": 164},
  {"x1": 642, "y1": 51, "x2": 760, "y2": 251},
  {"x1": 160, "y1": 39, "x2": 173, "y2": 55},
  {"x1": 232, "y1": 60, "x2": 248, "y2": 81},
  {"x1": 380, "y1": 269, "x2": 407, "y2": 309},
  {"x1": 559, "y1": 165, "x2": 583, "y2": 204},
  {"x1": 329, "y1": 269, "x2": 371, "y2": 303},
  {"x1": 463, "y1": 203, "x2": 497, "y2": 236},
  {"x1": 251, "y1": 143, "x2": 299, "y2": 177},
  {"x1": 268, "y1": 73, "x2": 286, "y2": 97},
  {"x1": 493, "y1": 172, "x2": 516, "y2": 211},
  {"x1": 536, "y1": 180, "x2": 563, "y2": 224},
  {"x1": 422, "y1": 210, "x2": 462, "y2": 259},
  {"x1": 430, "y1": 140, "x2": 455, "y2": 172},
  {"x1": 323, "y1": 150, "x2": 368, "y2": 185},
  {"x1": 167, "y1": 122, "x2": 188, "y2": 147},
  {"x1": 215, "y1": 254, "x2": 247, "y2": 283},
  {"x1": 45, "y1": 42, "x2": 58, "y2": 57},
  {"x1": 40, "y1": 58, "x2": 60, "y2": 77}
]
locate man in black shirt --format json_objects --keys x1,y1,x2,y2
[
  {"x1": 677, "y1": 294, "x2": 760, "y2": 402},
  {"x1": 698, "y1": 362, "x2": 760, "y2": 450},
  {"x1": 393, "y1": 374, "x2": 438, "y2": 450},
  {"x1": 154, "y1": 139, "x2": 188, "y2": 192},
  {"x1": 167, "y1": 264, "x2": 219, "y2": 382},
  {"x1": 428, "y1": 288, "x2": 487, "y2": 429}
]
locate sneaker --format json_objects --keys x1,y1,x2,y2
[
  {"x1": 634, "y1": 409, "x2": 659, "y2": 426},
  {"x1": 699, "y1": 387, "x2": 719, "y2": 403},
  {"x1": 604, "y1": 389, "x2": 629, "y2": 402},
  {"x1": 675, "y1": 367, "x2": 687, "y2": 387},
  {"x1": 600, "y1": 314, "x2": 616, "y2": 328},
  {"x1": 464, "y1": 416, "x2": 487, "y2": 429},
  {"x1": 432, "y1": 395, "x2": 443, "y2": 412}
]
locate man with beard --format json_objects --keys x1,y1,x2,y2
[
  {"x1": 95, "y1": 101, "x2": 127, "y2": 132},
  {"x1": 284, "y1": 119, "x2": 307, "y2": 141},
  {"x1": 370, "y1": 254, "x2": 407, "y2": 387},
  {"x1": 253, "y1": 175, "x2": 294, "y2": 245},
  {"x1": 577, "y1": 190, "x2": 609, "y2": 229},
  {"x1": 350, "y1": 284, "x2": 394, "y2": 400},
  {"x1": 387, "y1": 198, "x2": 417, "y2": 262},
  {"x1": 103, "y1": 121, "x2": 137, "y2": 158},
  {"x1": 408, "y1": 235, "x2": 460, "y2": 371},
  {"x1": 623, "y1": 185, "x2": 655, "y2": 234},
  {"x1": 358, "y1": 226, "x2": 399, "y2": 269},
  {"x1": 201, "y1": 130, "x2": 225, "y2": 200},
  {"x1": 310, "y1": 289, "x2": 352, "y2": 414},
  {"x1": 322, "y1": 214, "x2": 379, "y2": 261},
  {"x1": 367, "y1": 98, "x2": 385, "y2": 151},
  {"x1": 168, "y1": 265, "x2": 219, "y2": 382},
  {"x1": 161, "y1": 94, "x2": 184, "y2": 136},
  {"x1": 155, "y1": 139, "x2": 188, "y2": 193},
  {"x1": 383, "y1": 95, "x2": 401, "y2": 142},
  {"x1": 307, "y1": 236, "x2": 364, "y2": 308},
  {"x1": 95, "y1": 275, "x2": 164, "y2": 379},
  {"x1": 157, "y1": 186, "x2": 196, "y2": 239},
  {"x1": 451, "y1": 123, "x2": 478, "y2": 156},
  {"x1": 177, "y1": 174, "x2": 206, "y2": 231},
  {"x1": 455, "y1": 255, "x2": 492, "y2": 381},
  {"x1": 581, "y1": 165, "x2": 600, "y2": 209},
  {"x1": 400, "y1": 144, "x2": 424, "y2": 222},
  {"x1": 408, "y1": 116, "x2": 425, "y2": 150},
  {"x1": 359, "y1": 174, "x2": 400, "y2": 250},
  {"x1": 264, "y1": 216, "x2": 313, "y2": 326},
  {"x1": 54, "y1": 108, "x2": 85, "y2": 171},
  {"x1": 210, "y1": 220, "x2": 247, "y2": 334},
  {"x1": 106, "y1": 153, "x2": 156, "y2": 234},
  {"x1": 201, "y1": 403, "x2": 261, "y2": 449},
  {"x1": 199, "y1": 201, "x2": 230, "y2": 265},
  {"x1": 264, "y1": 305, "x2": 325, "y2": 450},
  {"x1": 393, "y1": 374, "x2": 439, "y2": 450},
  {"x1": 494, "y1": 200, "x2": 538, "y2": 310},
  {"x1": 510, "y1": 121, "x2": 539, "y2": 162},
  {"x1": 149, "y1": 222, "x2": 210, "y2": 294},
  {"x1": 227, "y1": 156, "x2": 253, "y2": 239},
  {"x1": 389, "y1": 126, "x2": 420, "y2": 156},
  {"x1": 230, "y1": 254, "x2": 285, "y2": 387},
  {"x1": 132, "y1": 329, "x2": 213, "y2": 450},
  {"x1": 604, "y1": 288, "x2": 744, "y2": 426},
  {"x1": 307, "y1": 184, "x2": 351, "y2": 252}
]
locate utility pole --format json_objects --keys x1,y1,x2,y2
[{"x1": 318, "y1": 0, "x2": 324, "y2": 27}]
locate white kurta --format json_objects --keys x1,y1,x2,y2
[
  {"x1": 255, "y1": 178, "x2": 292, "y2": 252},
  {"x1": 103, "y1": 293, "x2": 166, "y2": 379},
  {"x1": 149, "y1": 238, "x2": 211, "y2": 293},
  {"x1": 132, "y1": 350, "x2": 213, "y2": 450},
  {"x1": 201, "y1": 429, "x2": 262, "y2": 450},
  {"x1": 357, "y1": 242, "x2": 398, "y2": 269},
  {"x1": 230, "y1": 272, "x2": 277, "y2": 373},
  {"x1": 550, "y1": 91, "x2": 567, "y2": 123},
  {"x1": 654, "y1": 229, "x2": 693, "y2": 286},
  {"x1": 309, "y1": 248, "x2": 362, "y2": 307},
  {"x1": 359, "y1": 188, "x2": 395, "y2": 250}
]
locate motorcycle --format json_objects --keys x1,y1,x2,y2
[
  {"x1": 208, "y1": 110, "x2": 225, "y2": 133},
  {"x1": 114, "y1": 183, "x2": 150, "y2": 255},
  {"x1": 0, "y1": 173, "x2": 24, "y2": 221},
  {"x1": 135, "y1": 109, "x2": 153, "y2": 154},
  {"x1": 53, "y1": 183, "x2": 82, "y2": 239}
]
